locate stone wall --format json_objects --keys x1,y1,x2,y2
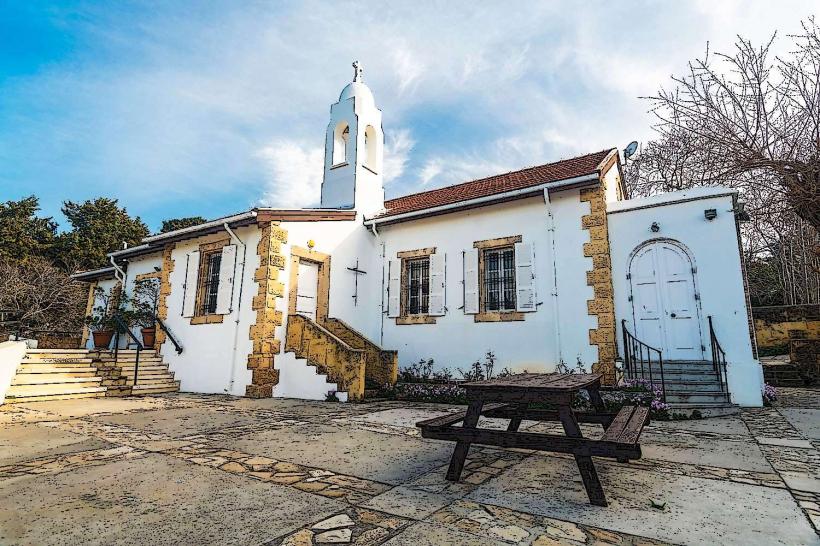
[
  {"x1": 753, "y1": 304, "x2": 820, "y2": 350},
  {"x1": 580, "y1": 186, "x2": 616, "y2": 384},
  {"x1": 246, "y1": 223, "x2": 287, "y2": 398}
]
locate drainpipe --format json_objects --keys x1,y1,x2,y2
[
  {"x1": 369, "y1": 223, "x2": 386, "y2": 346},
  {"x1": 109, "y1": 255, "x2": 126, "y2": 283},
  {"x1": 543, "y1": 189, "x2": 564, "y2": 367},
  {"x1": 224, "y1": 223, "x2": 247, "y2": 395}
]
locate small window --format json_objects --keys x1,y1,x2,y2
[
  {"x1": 364, "y1": 125, "x2": 377, "y2": 170},
  {"x1": 333, "y1": 122, "x2": 349, "y2": 165},
  {"x1": 406, "y1": 258, "x2": 430, "y2": 315},
  {"x1": 483, "y1": 247, "x2": 515, "y2": 311},
  {"x1": 198, "y1": 251, "x2": 222, "y2": 315}
]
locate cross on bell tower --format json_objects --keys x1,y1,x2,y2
[{"x1": 320, "y1": 62, "x2": 385, "y2": 216}]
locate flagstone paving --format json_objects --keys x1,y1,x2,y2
[{"x1": 0, "y1": 389, "x2": 818, "y2": 545}]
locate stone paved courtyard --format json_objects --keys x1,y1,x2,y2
[{"x1": 0, "y1": 389, "x2": 819, "y2": 545}]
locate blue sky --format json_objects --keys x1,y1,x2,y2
[{"x1": 0, "y1": 1, "x2": 815, "y2": 232}]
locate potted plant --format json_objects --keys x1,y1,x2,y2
[
  {"x1": 133, "y1": 278, "x2": 160, "y2": 348},
  {"x1": 85, "y1": 287, "x2": 116, "y2": 349}
]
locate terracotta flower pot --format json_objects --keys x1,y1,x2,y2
[
  {"x1": 141, "y1": 327, "x2": 156, "y2": 348},
  {"x1": 92, "y1": 330, "x2": 114, "y2": 349}
]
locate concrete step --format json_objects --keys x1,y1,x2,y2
[
  {"x1": 665, "y1": 402, "x2": 740, "y2": 417},
  {"x1": 666, "y1": 391, "x2": 731, "y2": 404},
  {"x1": 12, "y1": 373, "x2": 99, "y2": 385},
  {"x1": 663, "y1": 380, "x2": 726, "y2": 392},
  {"x1": 3, "y1": 391, "x2": 105, "y2": 404},
  {"x1": 23, "y1": 357, "x2": 94, "y2": 364},
  {"x1": 131, "y1": 381, "x2": 180, "y2": 394},
  {"x1": 6, "y1": 383, "x2": 106, "y2": 399},
  {"x1": 109, "y1": 364, "x2": 168, "y2": 375},
  {"x1": 25, "y1": 349, "x2": 88, "y2": 354},
  {"x1": 18, "y1": 365, "x2": 98, "y2": 373}
]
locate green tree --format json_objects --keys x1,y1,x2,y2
[
  {"x1": 0, "y1": 196, "x2": 57, "y2": 262},
  {"x1": 54, "y1": 198, "x2": 149, "y2": 271},
  {"x1": 160, "y1": 216, "x2": 207, "y2": 233}
]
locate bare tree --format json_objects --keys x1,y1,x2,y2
[
  {"x1": 0, "y1": 257, "x2": 87, "y2": 334},
  {"x1": 627, "y1": 18, "x2": 820, "y2": 305}
]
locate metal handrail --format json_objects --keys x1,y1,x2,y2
[
  {"x1": 156, "y1": 316, "x2": 183, "y2": 354},
  {"x1": 621, "y1": 319, "x2": 666, "y2": 402},
  {"x1": 708, "y1": 316, "x2": 729, "y2": 400},
  {"x1": 112, "y1": 314, "x2": 143, "y2": 386}
]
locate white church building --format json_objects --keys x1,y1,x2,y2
[{"x1": 75, "y1": 64, "x2": 764, "y2": 409}]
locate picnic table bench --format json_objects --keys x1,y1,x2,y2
[{"x1": 416, "y1": 373, "x2": 650, "y2": 507}]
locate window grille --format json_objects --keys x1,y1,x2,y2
[
  {"x1": 407, "y1": 258, "x2": 430, "y2": 315},
  {"x1": 484, "y1": 247, "x2": 516, "y2": 311},
  {"x1": 199, "y1": 252, "x2": 222, "y2": 315}
]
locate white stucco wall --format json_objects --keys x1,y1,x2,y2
[
  {"x1": 0, "y1": 341, "x2": 27, "y2": 405},
  {"x1": 159, "y1": 226, "x2": 261, "y2": 396},
  {"x1": 607, "y1": 187, "x2": 763, "y2": 406},
  {"x1": 375, "y1": 191, "x2": 596, "y2": 376},
  {"x1": 271, "y1": 217, "x2": 378, "y2": 400}
]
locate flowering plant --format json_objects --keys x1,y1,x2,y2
[{"x1": 762, "y1": 383, "x2": 777, "y2": 406}]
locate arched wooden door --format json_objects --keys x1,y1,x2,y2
[{"x1": 629, "y1": 240, "x2": 704, "y2": 360}]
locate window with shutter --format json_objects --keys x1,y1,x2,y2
[
  {"x1": 428, "y1": 253, "x2": 446, "y2": 316},
  {"x1": 387, "y1": 259, "x2": 401, "y2": 318},
  {"x1": 463, "y1": 249, "x2": 479, "y2": 314},
  {"x1": 215, "y1": 244, "x2": 237, "y2": 315},
  {"x1": 182, "y1": 250, "x2": 200, "y2": 318},
  {"x1": 514, "y1": 241, "x2": 536, "y2": 312}
]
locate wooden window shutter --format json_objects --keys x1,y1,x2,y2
[
  {"x1": 515, "y1": 241, "x2": 536, "y2": 312},
  {"x1": 428, "y1": 253, "x2": 446, "y2": 316},
  {"x1": 215, "y1": 244, "x2": 237, "y2": 315},
  {"x1": 182, "y1": 250, "x2": 200, "y2": 318},
  {"x1": 387, "y1": 259, "x2": 401, "y2": 318},
  {"x1": 463, "y1": 249, "x2": 479, "y2": 314}
]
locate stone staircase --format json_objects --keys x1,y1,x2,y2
[
  {"x1": 4, "y1": 348, "x2": 179, "y2": 404},
  {"x1": 6, "y1": 349, "x2": 107, "y2": 403},
  {"x1": 94, "y1": 349, "x2": 180, "y2": 395},
  {"x1": 284, "y1": 314, "x2": 397, "y2": 401},
  {"x1": 632, "y1": 359, "x2": 738, "y2": 416},
  {"x1": 762, "y1": 361, "x2": 806, "y2": 387}
]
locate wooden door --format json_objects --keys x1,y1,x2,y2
[
  {"x1": 295, "y1": 261, "x2": 320, "y2": 321},
  {"x1": 630, "y1": 241, "x2": 703, "y2": 360}
]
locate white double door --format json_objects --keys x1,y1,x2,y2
[
  {"x1": 629, "y1": 241, "x2": 703, "y2": 360},
  {"x1": 295, "y1": 261, "x2": 320, "y2": 321}
]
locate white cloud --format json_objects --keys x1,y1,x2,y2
[
  {"x1": 257, "y1": 141, "x2": 323, "y2": 208},
  {"x1": 2, "y1": 0, "x2": 816, "y2": 226},
  {"x1": 383, "y1": 128, "x2": 414, "y2": 184}
]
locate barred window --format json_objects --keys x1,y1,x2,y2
[
  {"x1": 198, "y1": 251, "x2": 222, "y2": 315},
  {"x1": 483, "y1": 247, "x2": 515, "y2": 311},
  {"x1": 406, "y1": 258, "x2": 430, "y2": 315}
]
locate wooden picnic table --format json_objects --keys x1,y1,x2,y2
[{"x1": 416, "y1": 373, "x2": 650, "y2": 507}]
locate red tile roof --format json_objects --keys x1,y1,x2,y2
[{"x1": 377, "y1": 148, "x2": 615, "y2": 219}]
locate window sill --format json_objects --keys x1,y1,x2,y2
[
  {"x1": 474, "y1": 311, "x2": 525, "y2": 323},
  {"x1": 395, "y1": 315, "x2": 437, "y2": 325},
  {"x1": 330, "y1": 162, "x2": 349, "y2": 170},
  {"x1": 190, "y1": 314, "x2": 225, "y2": 325}
]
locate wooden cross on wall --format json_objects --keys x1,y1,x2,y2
[{"x1": 347, "y1": 260, "x2": 368, "y2": 307}]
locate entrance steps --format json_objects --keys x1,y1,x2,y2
[
  {"x1": 628, "y1": 359, "x2": 738, "y2": 415},
  {"x1": 91, "y1": 349, "x2": 180, "y2": 395},
  {"x1": 3, "y1": 348, "x2": 179, "y2": 404},
  {"x1": 5, "y1": 350, "x2": 108, "y2": 404}
]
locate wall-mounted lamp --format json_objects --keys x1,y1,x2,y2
[
  {"x1": 650, "y1": 222, "x2": 660, "y2": 233},
  {"x1": 704, "y1": 208, "x2": 717, "y2": 221}
]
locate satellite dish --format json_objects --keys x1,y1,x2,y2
[{"x1": 624, "y1": 141, "x2": 639, "y2": 159}]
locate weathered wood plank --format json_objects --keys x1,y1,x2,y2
[
  {"x1": 415, "y1": 403, "x2": 508, "y2": 429},
  {"x1": 481, "y1": 405, "x2": 618, "y2": 426},
  {"x1": 600, "y1": 405, "x2": 636, "y2": 441},
  {"x1": 619, "y1": 407, "x2": 650, "y2": 445},
  {"x1": 419, "y1": 426, "x2": 641, "y2": 460}
]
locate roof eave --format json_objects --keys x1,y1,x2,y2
[{"x1": 365, "y1": 172, "x2": 600, "y2": 227}]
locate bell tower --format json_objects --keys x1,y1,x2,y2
[{"x1": 320, "y1": 61, "x2": 385, "y2": 216}]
